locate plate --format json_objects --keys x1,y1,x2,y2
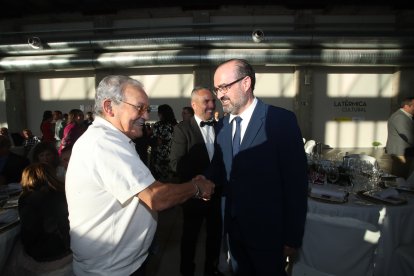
[
  {"x1": 309, "y1": 192, "x2": 348, "y2": 204},
  {"x1": 380, "y1": 181, "x2": 414, "y2": 193},
  {"x1": 357, "y1": 190, "x2": 407, "y2": 205}
]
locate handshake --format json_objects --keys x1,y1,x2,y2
[{"x1": 191, "y1": 175, "x2": 215, "y2": 201}]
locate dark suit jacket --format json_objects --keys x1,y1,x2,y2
[
  {"x1": 170, "y1": 117, "x2": 211, "y2": 182},
  {"x1": 211, "y1": 99, "x2": 308, "y2": 249},
  {"x1": 386, "y1": 109, "x2": 414, "y2": 157}
]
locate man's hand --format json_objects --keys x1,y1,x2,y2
[
  {"x1": 192, "y1": 175, "x2": 215, "y2": 201},
  {"x1": 284, "y1": 245, "x2": 297, "y2": 258}
]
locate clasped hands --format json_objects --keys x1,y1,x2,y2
[{"x1": 192, "y1": 175, "x2": 215, "y2": 201}]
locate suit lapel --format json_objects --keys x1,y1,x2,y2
[
  {"x1": 190, "y1": 117, "x2": 211, "y2": 161},
  {"x1": 240, "y1": 100, "x2": 266, "y2": 151},
  {"x1": 190, "y1": 118, "x2": 204, "y2": 144}
]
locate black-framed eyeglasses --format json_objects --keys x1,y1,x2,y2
[
  {"x1": 213, "y1": 76, "x2": 246, "y2": 96},
  {"x1": 120, "y1": 100, "x2": 151, "y2": 115}
]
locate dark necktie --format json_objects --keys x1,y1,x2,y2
[
  {"x1": 200, "y1": 120, "x2": 215, "y2": 127},
  {"x1": 232, "y1": 116, "x2": 242, "y2": 157}
]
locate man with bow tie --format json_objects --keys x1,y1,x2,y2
[{"x1": 170, "y1": 87, "x2": 224, "y2": 276}]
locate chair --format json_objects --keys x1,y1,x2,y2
[
  {"x1": 292, "y1": 213, "x2": 380, "y2": 276},
  {"x1": 390, "y1": 244, "x2": 414, "y2": 276}
]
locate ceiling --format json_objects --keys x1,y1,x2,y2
[{"x1": 1, "y1": 0, "x2": 412, "y2": 20}]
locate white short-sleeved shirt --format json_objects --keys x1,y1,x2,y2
[{"x1": 65, "y1": 116, "x2": 156, "y2": 275}]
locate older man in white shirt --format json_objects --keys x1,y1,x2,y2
[{"x1": 66, "y1": 75, "x2": 215, "y2": 276}]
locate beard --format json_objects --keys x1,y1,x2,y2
[{"x1": 221, "y1": 93, "x2": 249, "y2": 115}]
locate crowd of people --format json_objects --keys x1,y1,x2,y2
[{"x1": 0, "y1": 59, "x2": 310, "y2": 276}]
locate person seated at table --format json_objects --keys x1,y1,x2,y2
[
  {"x1": 29, "y1": 141, "x2": 60, "y2": 168},
  {"x1": 0, "y1": 135, "x2": 30, "y2": 185},
  {"x1": 56, "y1": 145, "x2": 73, "y2": 180},
  {"x1": 22, "y1": 128, "x2": 41, "y2": 157},
  {"x1": 5, "y1": 162, "x2": 72, "y2": 275}
]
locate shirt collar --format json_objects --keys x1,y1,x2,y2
[
  {"x1": 400, "y1": 108, "x2": 413, "y2": 119},
  {"x1": 94, "y1": 116, "x2": 133, "y2": 144},
  {"x1": 229, "y1": 97, "x2": 258, "y2": 123},
  {"x1": 194, "y1": 115, "x2": 213, "y2": 126}
]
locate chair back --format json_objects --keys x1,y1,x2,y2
[
  {"x1": 390, "y1": 244, "x2": 414, "y2": 276},
  {"x1": 293, "y1": 213, "x2": 380, "y2": 276}
]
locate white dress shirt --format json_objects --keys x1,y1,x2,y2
[
  {"x1": 194, "y1": 115, "x2": 215, "y2": 161},
  {"x1": 66, "y1": 116, "x2": 156, "y2": 275},
  {"x1": 229, "y1": 97, "x2": 258, "y2": 143}
]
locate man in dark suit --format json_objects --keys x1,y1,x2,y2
[
  {"x1": 170, "y1": 87, "x2": 223, "y2": 276},
  {"x1": 386, "y1": 97, "x2": 414, "y2": 178},
  {"x1": 211, "y1": 59, "x2": 308, "y2": 276}
]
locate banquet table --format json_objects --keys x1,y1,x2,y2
[
  {"x1": 0, "y1": 185, "x2": 21, "y2": 274},
  {"x1": 0, "y1": 216, "x2": 20, "y2": 274},
  {"x1": 306, "y1": 185, "x2": 414, "y2": 276}
]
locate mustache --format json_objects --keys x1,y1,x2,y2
[{"x1": 220, "y1": 95, "x2": 230, "y2": 101}]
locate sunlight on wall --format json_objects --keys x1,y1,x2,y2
[
  {"x1": 314, "y1": 72, "x2": 395, "y2": 148},
  {"x1": 326, "y1": 121, "x2": 387, "y2": 148},
  {"x1": 40, "y1": 77, "x2": 95, "y2": 100},
  {"x1": 131, "y1": 74, "x2": 193, "y2": 98},
  {"x1": 327, "y1": 73, "x2": 393, "y2": 97},
  {"x1": 255, "y1": 73, "x2": 295, "y2": 97},
  {"x1": 254, "y1": 72, "x2": 295, "y2": 111}
]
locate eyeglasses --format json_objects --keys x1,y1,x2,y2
[
  {"x1": 120, "y1": 100, "x2": 151, "y2": 115},
  {"x1": 213, "y1": 76, "x2": 246, "y2": 96}
]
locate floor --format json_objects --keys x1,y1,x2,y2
[{"x1": 145, "y1": 206, "x2": 232, "y2": 276}]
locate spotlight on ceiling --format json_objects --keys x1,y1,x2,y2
[
  {"x1": 27, "y1": 36, "x2": 43, "y2": 49},
  {"x1": 252, "y1": 29, "x2": 265, "y2": 43}
]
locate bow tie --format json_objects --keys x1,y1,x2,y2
[{"x1": 200, "y1": 120, "x2": 215, "y2": 127}]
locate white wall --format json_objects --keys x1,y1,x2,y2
[
  {"x1": 312, "y1": 69, "x2": 395, "y2": 148},
  {"x1": 6, "y1": 67, "x2": 404, "y2": 150}
]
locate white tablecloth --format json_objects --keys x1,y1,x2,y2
[
  {"x1": 0, "y1": 223, "x2": 20, "y2": 274},
  {"x1": 307, "y1": 190, "x2": 414, "y2": 276}
]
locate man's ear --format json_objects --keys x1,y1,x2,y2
[
  {"x1": 103, "y1": 100, "x2": 114, "y2": 116},
  {"x1": 242, "y1": 76, "x2": 251, "y2": 93}
]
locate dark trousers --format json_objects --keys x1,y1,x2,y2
[
  {"x1": 227, "y1": 218, "x2": 286, "y2": 276},
  {"x1": 180, "y1": 196, "x2": 222, "y2": 276}
]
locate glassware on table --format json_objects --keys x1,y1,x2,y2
[{"x1": 326, "y1": 161, "x2": 340, "y2": 184}]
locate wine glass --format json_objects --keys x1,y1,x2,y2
[{"x1": 327, "y1": 163, "x2": 340, "y2": 184}]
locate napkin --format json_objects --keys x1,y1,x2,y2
[
  {"x1": 310, "y1": 186, "x2": 347, "y2": 200},
  {"x1": 0, "y1": 209, "x2": 18, "y2": 224},
  {"x1": 7, "y1": 183, "x2": 22, "y2": 193},
  {"x1": 373, "y1": 187, "x2": 399, "y2": 199}
]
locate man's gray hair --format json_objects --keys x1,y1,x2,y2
[{"x1": 94, "y1": 75, "x2": 144, "y2": 116}]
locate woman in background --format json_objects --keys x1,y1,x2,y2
[
  {"x1": 59, "y1": 109, "x2": 84, "y2": 155},
  {"x1": 150, "y1": 104, "x2": 177, "y2": 181},
  {"x1": 4, "y1": 163, "x2": 72, "y2": 275},
  {"x1": 40, "y1": 110, "x2": 55, "y2": 144},
  {"x1": 31, "y1": 142, "x2": 60, "y2": 169}
]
